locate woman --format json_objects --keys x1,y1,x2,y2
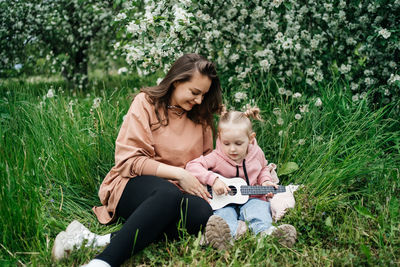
[{"x1": 52, "y1": 53, "x2": 222, "y2": 267}]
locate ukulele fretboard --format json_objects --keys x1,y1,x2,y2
[{"x1": 240, "y1": 185, "x2": 286, "y2": 195}]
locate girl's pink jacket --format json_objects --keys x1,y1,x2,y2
[{"x1": 186, "y1": 138, "x2": 279, "y2": 201}]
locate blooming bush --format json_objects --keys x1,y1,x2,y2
[
  {"x1": 0, "y1": 0, "x2": 123, "y2": 87},
  {"x1": 116, "y1": 0, "x2": 399, "y2": 106}
]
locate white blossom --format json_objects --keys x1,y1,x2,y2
[
  {"x1": 351, "y1": 82, "x2": 359, "y2": 91},
  {"x1": 115, "y1": 13, "x2": 127, "y2": 21},
  {"x1": 273, "y1": 108, "x2": 281, "y2": 116},
  {"x1": 127, "y1": 22, "x2": 140, "y2": 34},
  {"x1": 275, "y1": 32, "x2": 284, "y2": 42},
  {"x1": 271, "y1": 0, "x2": 284, "y2": 8},
  {"x1": 306, "y1": 78, "x2": 315, "y2": 86},
  {"x1": 234, "y1": 92, "x2": 247, "y2": 102},
  {"x1": 231, "y1": 54, "x2": 239, "y2": 62},
  {"x1": 278, "y1": 87, "x2": 286, "y2": 95},
  {"x1": 315, "y1": 97, "x2": 322, "y2": 107},
  {"x1": 46, "y1": 89, "x2": 55, "y2": 98},
  {"x1": 378, "y1": 28, "x2": 391, "y2": 39},
  {"x1": 92, "y1": 97, "x2": 101, "y2": 109},
  {"x1": 299, "y1": 105, "x2": 309, "y2": 113},
  {"x1": 117, "y1": 67, "x2": 128, "y2": 75},
  {"x1": 315, "y1": 71, "x2": 324, "y2": 82},
  {"x1": 282, "y1": 39, "x2": 293, "y2": 50},
  {"x1": 339, "y1": 64, "x2": 351, "y2": 74},
  {"x1": 295, "y1": 113, "x2": 302, "y2": 120},
  {"x1": 365, "y1": 77, "x2": 375, "y2": 86},
  {"x1": 293, "y1": 92, "x2": 302, "y2": 98},
  {"x1": 260, "y1": 59, "x2": 270, "y2": 70},
  {"x1": 388, "y1": 74, "x2": 400, "y2": 84}
]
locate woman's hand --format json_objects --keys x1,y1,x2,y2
[
  {"x1": 262, "y1": 180, "x2": 278, "y2": 201},
  {"x1": 176, "y1": 168, "x2": 211, "y2": 202},
  {"x1": 212, "y1": 178, "x2": 231, "y2": 196}
]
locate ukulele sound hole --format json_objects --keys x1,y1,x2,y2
[{"x1": 228, "y1": 186, "x2": 237, "y2": 196}]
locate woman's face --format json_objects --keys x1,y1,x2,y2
[{"x1": 170, "y1": 71, "x2": 211, "y2": 111}]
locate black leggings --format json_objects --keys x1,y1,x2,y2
[{"x1": 96, "y1": 175, "x2": 213, "y2": 267}]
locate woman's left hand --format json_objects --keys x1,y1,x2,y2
[
  {"x1": 156, "y1": 164, "x2": 211, "y2": 202},
  {"x1": 177, "y1": 168, "x2": 211, "y2": 202}
]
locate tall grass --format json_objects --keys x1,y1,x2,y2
[{"x1": 0, "y1": 76, "x2": 399, "y2": 266}]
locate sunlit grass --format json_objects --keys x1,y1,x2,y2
[{"x1": 0, "y1": 76, "x2": 399, "y2": 266}]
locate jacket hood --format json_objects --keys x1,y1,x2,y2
[{"x1": 214, "y1": 137, "x2": 260, "y2": 167}]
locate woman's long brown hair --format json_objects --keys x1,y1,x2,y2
[{"x1": 141, "y1": 53, "x2": 222, "y2": 132}]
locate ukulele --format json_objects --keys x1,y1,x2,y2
[{"x1": 206, "y1": 174, "x2": 286, "y2": 210}]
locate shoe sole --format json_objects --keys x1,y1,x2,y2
[
  {"x1": 271, "y1": 224, "x2": 297, "y2": 247},
  {"x1": 205, "y1": 215, "x2": 232, "y2": 250}
]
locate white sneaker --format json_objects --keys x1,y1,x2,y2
[
  {"x1": 81, "y1": 259, "x2": 111, "y2": 267},
  {"x1": 235, "y1": 220, "x2": 248, "y2": 239},
  {"x1": 205, "y1": 215, "x2": 232, "y2": 250},
  {"x1": 66, "y1": 220, "x2": 90, "y2": 234},
  {"x1": 52, "y1": 220, "x2": 96, "y2": 261}
]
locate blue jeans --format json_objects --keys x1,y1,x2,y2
[{"x1": 214, "y1": 198, "x2": 273, "y2": 237}]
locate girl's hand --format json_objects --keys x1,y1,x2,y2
[
  {"x1": 262, "y1": 181, "x2": 278, "y2": 201},
  {"x1": 262, "y1": 180, "x2": 279, "y2": 189},
  {"x1": 212, "y1": 178, "x2": 231, "y2": 196},
  {"x1": 177, "y1": 168, "x2": 211, "y2": 201}
]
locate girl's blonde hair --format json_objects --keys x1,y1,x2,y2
[{"x1": 218, "y1": 105, "x2": 263, "y2": 136}]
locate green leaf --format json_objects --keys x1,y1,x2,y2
[
  {"x1": 360, "y1": 244, "x2": 372, "y2": 263},
  {"x1": 325, "y1": 216, "x2": 333, "y2": 227},
  {"x1": 354, "y1": 205, "x2": 375, "y2": 220},
  {"x1": 354, "y1": 43, "x2": 361, "y2": 56},
  {"x1": 389, "y1": 197, "x2": 399, "y2": 221},
  {"x1": 283, "y1": 2, "x2": 292, "y2": 9},
  {"x1": 278, "y1": 162, "x2": 299, "y2": 176}
]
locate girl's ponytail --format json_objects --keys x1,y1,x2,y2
[
  {"x1": 220, "y1": 104, "x2": 229, "y2": 118},
  {"x1": 243, "y1": 106, "x2": 263, "y2": 121}
]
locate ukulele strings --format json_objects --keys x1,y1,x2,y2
[{"x1": 207, "y1": 186, "x2": 237, "y2": 195}]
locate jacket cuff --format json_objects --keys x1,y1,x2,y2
[
  {"x1": 141, "y1": 159, "x2": 160, "y2": 176},
  {"x1": 206, "y1": 173, "x2": 218, "y2": 186}
]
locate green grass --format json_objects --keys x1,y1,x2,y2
[{"x1": 0, "y1": 75, "x2": 399, "y2": 266}]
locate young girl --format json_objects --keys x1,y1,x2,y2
[{"x1": 186, "y1": 107, "x2": 297, "y2": 249}]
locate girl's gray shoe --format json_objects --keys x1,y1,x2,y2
[
  {"x1": 270, "y1": 224, "x2": 297, "y2": 247},
  {"x1": 205, "y1": 215, "x2": 232, "y2": 250}
]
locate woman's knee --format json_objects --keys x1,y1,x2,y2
[
  {"x1": 182, "y1": 196, "x2": 212, "y2": 233},
  {"x1": 145, "y1": 183, "x2": 183, "y2": 212},
  {"x1": 117, "y1": 176, "x2": 183, "y2": 219}
]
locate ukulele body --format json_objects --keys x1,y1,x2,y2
[{"x1": 206, "y1": 175, "x2": 286, "y2": 210}]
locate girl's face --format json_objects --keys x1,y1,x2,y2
[
  {"x1": 170, "y1": 71, "x2": 211, "y2": 111},
  {"x1": 219, "y1": 124, "x2": 255, "y2": 164}
]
